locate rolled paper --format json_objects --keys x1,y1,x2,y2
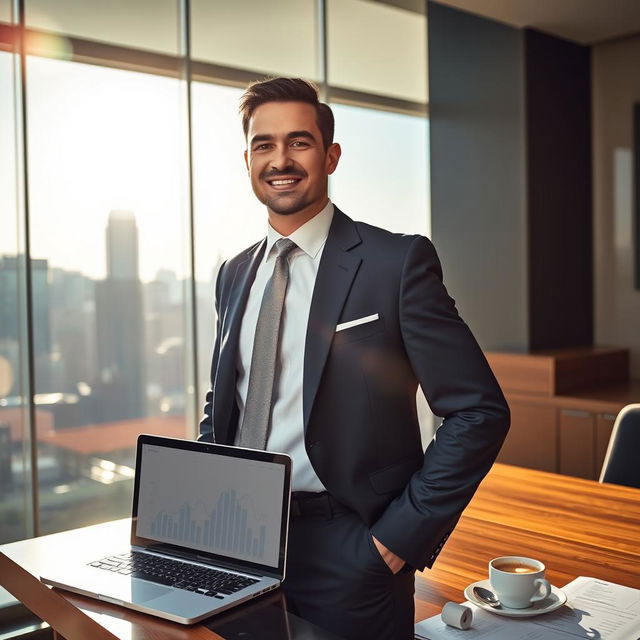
[{"x1": 441, "y1": 601, "x2": 473, "y2": 630}]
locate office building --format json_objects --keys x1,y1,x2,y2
[{"x1": 95, "y1": 211, "x2": 147, "y2": 421}]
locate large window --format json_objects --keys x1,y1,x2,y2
[
  {"x1": 0, "y1": 49, "x2": 32, "y2": 546},
  {"x1": 23, "y1": 56, "x2": 192, "y2": 535},
  {"x1": 328, "y1": 0, "x2": 428, "y2": 103},
  {"x1": 330, "y1": 103, "x2": 429, "y2": 234},
  {"x1": 0, "y1": 0, "x2": 429, "y2": 546}
]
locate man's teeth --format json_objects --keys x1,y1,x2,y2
[{"x1": 270, "y1": 179, "x2": 298, "y2": 185}]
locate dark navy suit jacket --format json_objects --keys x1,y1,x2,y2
[{"x1": 199, "y1": 207, "x2": 510, "y2": 571}]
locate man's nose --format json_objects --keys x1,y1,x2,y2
[{"x1": 270, "y1": 145, "x2": 292, "y2": 171}]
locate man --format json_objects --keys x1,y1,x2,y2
[{"x1": 200, "y1": 77, "x2": 509, "y2": 640}]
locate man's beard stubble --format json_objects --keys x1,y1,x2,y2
[{"x1": 258, "y1": 167, "x2": 309, "y2": 216}]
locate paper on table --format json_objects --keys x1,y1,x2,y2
[
  {"x1": 414, "y1": 577, "x2": 640, "y2": 640},
  {"x1": 415, "y1": 603, "x2": 577, "y2": 640},
  {"x1": 536, "y1": 577, "x2": 640, "y2": 640}
]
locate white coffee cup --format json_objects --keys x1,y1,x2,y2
[{"x1": 489, "y1": 556, "x2": 551, "y2": 609}]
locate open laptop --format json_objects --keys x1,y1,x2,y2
[{"x1": 41, "y1": 434, "x2": 292, "y2": 624}]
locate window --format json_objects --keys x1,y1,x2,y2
[
  {"x1": 0, "y1": 0, "x2": 429, "y2": 544},
  {"x1": 0, "y1": 50, "x2": 32, "y2": 545},
  {"x1": 26, "y1": 0, "x2": 180, "y2": 55},
  {"x1": 191, "y1": 0, "x2": 319, "y2": 80},
  {"x1": 330, "y1": 103, "x2": 429, "y2": 234},
  {"x1": 328, "y1": 0, "x2": 428, "y2": 103},
  {"x1": 191, "y1": 82, "x2": 266, "y2": 403},
  {"x1": 25, "y1": 56, "x2": 192, "y2": 535}
]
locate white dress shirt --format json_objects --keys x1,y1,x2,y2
[{"x1": 236, "y1": 201, "x2": 334, "y2": 491}]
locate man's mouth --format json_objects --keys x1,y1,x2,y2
[{"x1": 265, "y1": 174, "x2": 304, "y2": 190}]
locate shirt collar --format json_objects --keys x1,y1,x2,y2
[{"x1": 265, "y1": 200, "x2": 334, "y2": 261}]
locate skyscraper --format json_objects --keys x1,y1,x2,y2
[
  {"x1": 106, "y1": 210, "x2": 139, "y2": 281},
  {"x1": 95, "y1": 211, "x2": 146, "y2": 421},
  {"x1": 0, "y1": 255, "x2": 51, "y2": 395}
]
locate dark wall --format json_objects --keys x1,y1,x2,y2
[
  {"x1": 525, "y1": 29, "x2": 593, "y2": 349},
  {"x1": 428, "y1": 2, "x2": 528, "y2": 350},
  {"x1": 428, "y1": 2, "x2": 593, "y2": 352}
]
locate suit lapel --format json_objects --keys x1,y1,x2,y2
[
  {"x1": 303, "y1": 209, "x2": 362, "y2": 431},
  {"x1": 213, "y1": 239, "x2": 266, "y2": 443}
]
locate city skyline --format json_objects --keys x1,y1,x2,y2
[
  {"x1": 0, "y1": 207, "x2": 217, "y2": 415},
  {"x1": 1, "y1": 54, "x2": 429, "y2": 287}
]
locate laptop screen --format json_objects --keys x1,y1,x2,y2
[{"x1": 131, "y1": 435, "x2": 291, "y2": 578}]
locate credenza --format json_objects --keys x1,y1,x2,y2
[{"x1": 485, "y1": 347, "x2": 640, "y2": 480}]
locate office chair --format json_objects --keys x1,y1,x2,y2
[{"x1": 599, "y1": 403, "x2": 640, "y2": 489}]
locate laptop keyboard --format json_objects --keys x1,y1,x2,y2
[{"x1": 89, "y1": 551, "x2": 259, "y2": 598}]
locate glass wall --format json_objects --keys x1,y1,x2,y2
[
  {"x1": 24, "y1": 56, "x2": 192, "y2": 534},
  {"x1": 0, "y1": 47, "x2": 32, "y2": 545},
  {"x1": 25, "y1": 0, "x2": 180, "y2": 55},
  {"x1": 330, "y1": 104, "x2": 429, "y2": 233},
  {"x1": 328, "y1": 0, "x2": 428, "y2": 102},
  {"x1": 0, "y1": 0, "x2": 429, "y2": 544},
  {"x1": 191, "y1": 0, "x2": 319, "y2": 79},
  {"x1": 191, "y1": 82, "x2": 263, "y2": 402}
]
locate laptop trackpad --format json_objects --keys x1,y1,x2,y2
[{"x1": 132, "y1": 582, "x2": 173, "y2": 603}]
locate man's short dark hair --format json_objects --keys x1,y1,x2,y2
[{"x1": 240, "y1": 77, "x2": 335, "y2": 150}]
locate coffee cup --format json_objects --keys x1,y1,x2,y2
[{"x1": 489, "y1": 556, "x2": 551, "y2": 609}]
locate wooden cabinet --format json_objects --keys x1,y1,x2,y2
[
  {"x1": 558, "y1": 409, "x2": 595, "y2": 479},
  {"x1": 496, "y1": 395, "x2": 634, "y2": 480},
  {"x1": 487, "y1": 348, "x2": 639, "y2": 480},
  {"x1": 497, "y1": 402, "x2": 557, "y2": 472}
]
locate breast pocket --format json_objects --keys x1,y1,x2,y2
[{"x1": 334, "y1": 316, "x2": 385, "y2": 343}]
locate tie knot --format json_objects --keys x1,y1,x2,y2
[{"x1": 275, "y1": 238, "x2": 297, "y2": 259}]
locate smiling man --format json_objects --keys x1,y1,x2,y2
[
  {"x1": 200, "y1": 77, "x2": 510, "y2": 640},
  {"x1": 244, "y1": 100, "x2": 338, "y2": 226}
]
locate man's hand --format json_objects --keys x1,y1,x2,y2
[{"x1": 372, "y1": 535, "x2": 405, "y2": 574}]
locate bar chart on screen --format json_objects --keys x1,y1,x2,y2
[
  {"x1": 149, "y1": 490, "x2": 268, "y2": 561},
  {"x1": 135, "y1": 444, "x2": 284, "y2": 567}
]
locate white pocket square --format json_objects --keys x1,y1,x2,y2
[{"x1": 335, "y1": 313, "x2": 379, "y2": 332}]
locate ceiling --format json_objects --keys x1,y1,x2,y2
[{"x1": 434, "y1": 0, "x2": 640, "y2": 45}]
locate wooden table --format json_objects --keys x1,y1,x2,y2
[
  {"x1": 414, "y1": 463, "x2": 640, "y2": 622},
  {"x1": 2, "y1": 463, "x2": 639, "y2": 638}
]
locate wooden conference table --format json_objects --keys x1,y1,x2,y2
[{"x1": 2, "y1": 463, "x2": 639, "y2": 639}]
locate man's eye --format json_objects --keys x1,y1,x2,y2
[
  {"x1": 254, "y1": 143, "x2": 270, "y2": 151},
  {"x1": 291, "y1": 141, "x2": 309, "y2": 148}
]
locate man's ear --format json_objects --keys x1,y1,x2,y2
[
  {"x1": 326, "y1": 143, "x2": 341, "y2": 175},
  {"x1": 244, "y1": 149, "x2": 249, "y2": 174}
]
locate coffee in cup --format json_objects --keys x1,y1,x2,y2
[
  {"x1": 489, "y1": 556, "x2": 551, "y2": 609},
  {"x1": 492, "y1": 560, "x2": 539, "y2": 574}
]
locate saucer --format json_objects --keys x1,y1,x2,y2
[{"x1": 464, "y1": 579, "x2": 567, "y2": 618}]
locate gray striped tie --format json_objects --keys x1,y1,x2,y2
[{"x1": 239, "y1": 238, "x2": 298, "y2": 449}]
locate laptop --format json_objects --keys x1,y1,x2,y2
[{"x1": 41, "y1": 434, "x2": 292, "y2": 624}]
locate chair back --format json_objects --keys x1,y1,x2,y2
[{"x1": 599, "y1": 403, "x2": 640, "y2": 488}]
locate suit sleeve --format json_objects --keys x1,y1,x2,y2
[
  {"x1": 370, "y1": 235, "x2": 510, "y2": 571},
  {"x1": 198, "y1": 261, "x2": 227, "y2": 443}
]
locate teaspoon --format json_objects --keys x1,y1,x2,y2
[{"x1": 473, "y1": 586, "x2": 501, "y2": 608}]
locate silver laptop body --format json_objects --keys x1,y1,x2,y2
[{"x1": 41, "y1": 434, "x2": 292, "y2": 624}]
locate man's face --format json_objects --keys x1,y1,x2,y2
[{"x1": 244, "y1": 101, "x2": 340, "y2": 224}]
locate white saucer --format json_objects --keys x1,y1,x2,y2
[{"x1": 464, "y1": 579, "x2": 567, "y2": 618}]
